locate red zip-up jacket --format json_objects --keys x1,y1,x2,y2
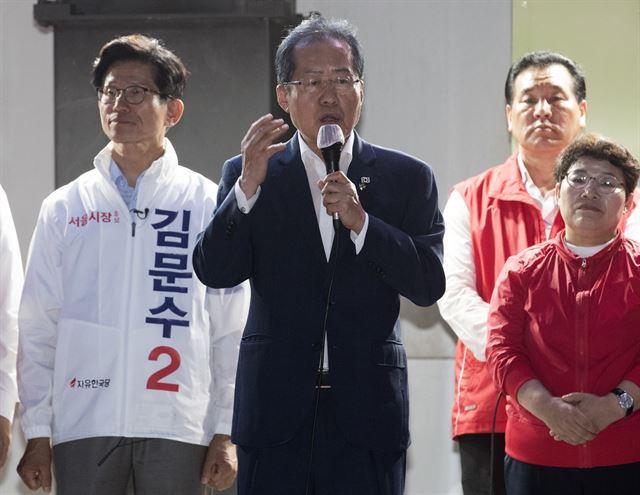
[
  {"x1": 451, "y1": 154, "x2": 637, "y2": 438},
  {"x1": 486, "y1": 232, "x2": 640, "y2": 467},
  {"x1": 451, "y1": 154, "x2": 564, "y2": 437}
]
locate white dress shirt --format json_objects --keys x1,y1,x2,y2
[
  {"x1": 234, "y1": 132, "x2": 369, "y2": 259},
  {"x1": 233, "y1": 132, "x2": 373, "y2": 369},
  {"x1": 517, "y1": 154, "x2": 557, "y2": 237}
]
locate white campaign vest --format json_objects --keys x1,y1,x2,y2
[{"x1": 19, "y1": 139, "x2": 245, "y2": 446}]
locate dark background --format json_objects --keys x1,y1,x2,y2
[{"x1": 35, "y1": 0, "x2": 300, "y2": 186}]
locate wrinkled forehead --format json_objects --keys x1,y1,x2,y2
[
  {"x1": 292, "y1": 37, "x2": 355, "y2": 75},
  {"x1": 514, "y1": 64, "x2": 577, "y2": 96}
]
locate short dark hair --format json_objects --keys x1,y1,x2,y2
[
  {"x1": 275, "y1": 14, "x2": 364, "y2": 84},
  {"x1": 505, "y1": 51, "x2": 586, "y2": 105},
  {"x1": 555, "y1": 133, "x2": 640, "y2": 198},
  {"x1": 91, "y1": 34, "x2": 187, "y2": 99}
]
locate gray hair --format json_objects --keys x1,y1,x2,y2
[{"x1": 275, "y1": 15, "x2": 364, "y2": 84}]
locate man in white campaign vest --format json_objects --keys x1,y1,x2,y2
[{"x1": 17, "y1": 34, "x2": 247, "y2": 494}]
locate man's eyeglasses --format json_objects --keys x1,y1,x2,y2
[
  {"x1": 282, "y1": 76, "x2": 362, "y2": 95},
  {"x1": 565, "y1": 172, "x2": 624, "y2": 195},
  {"x1": 97, "y1": 85, "x2": 166, "y2": 105}
]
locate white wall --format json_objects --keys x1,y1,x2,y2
[
  {"x1": 0, "y1": 1, "x2": 511, "y2": 494},
  {"x1": 0, "y1": 0, "x2": 54, "y2": 256},
  {"x1": 0, "y1": 2, "x2": 55, "y2": 494}
]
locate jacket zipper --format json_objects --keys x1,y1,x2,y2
[
  {"x1": 576, "y1": 255, "x2": 590, "y2": 466},
  {"x1": 120, "y1": 230, "x2": 135, "y2": 433},
  {"x1": 104, "y1": 181, "x2": 140, "y2": 433}
]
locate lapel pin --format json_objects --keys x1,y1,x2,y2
[{"x1": 358, "y1": 176, "x2": 370, "y2": 191}]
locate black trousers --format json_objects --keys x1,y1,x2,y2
[
  {"x1": 458, "y1": 433, "x2": 506, "y2": 495},
  {"x1": 236, "y1": 388, "x2": 406, "y2": 495},
  {"x1": 505, "y1": 455, "x2": 640, "y2": 495}
]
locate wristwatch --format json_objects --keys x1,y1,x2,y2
[{"x1": 611, "y1": 388, "x2": 634, "y2": 417}]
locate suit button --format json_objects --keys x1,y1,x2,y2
[
  {"x1": 225, "y1": 220, "x2": 236, "y2": 238},
  {"x1": 312, "y1": 342, "x2": 322, "y2": 352}
]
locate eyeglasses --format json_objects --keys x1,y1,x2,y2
[
  {"x1": 565, "y1": 172, "x2": 624, "y2": 195},
  {"x1": 282, "y1": 76, "x2": 362, "y2": 95},
  {"x1": 97, "y1": 85, "x2": 166, "y2": 105}
]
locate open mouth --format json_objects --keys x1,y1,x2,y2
[{"x1": 320, "y1": 115, "x2": 340, "y2": 124}]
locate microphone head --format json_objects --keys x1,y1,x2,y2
[{"x1": 317, "y1": 124, "x2": 345, "y2": 150}]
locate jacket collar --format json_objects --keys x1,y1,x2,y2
[
  {"x1": 487, "y1": 153, "x2": 536, "y2": 203},
  {"x1": 93, "y1": 137, "x2": 179, "y2": 185},
  {"x1": 273, "y1": 130, "x2": 375, "y2": 265},
  {"x1": 276, "y1": 130, "x2": 377, "y2": 204},
  {"x1": 276, "y1": 130, "x2": 373, "y2": 167},
  {"x1": 350, "y1": 131, "x2": 376, "y2": 167},
  {"x1": 552, "y1": 229, "x2": 624, "y2": 266}
]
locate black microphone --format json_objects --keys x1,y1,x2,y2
[
  {"x1": 130, "y1": 208, "x2": 149, "y2": 219},
  {"x1": 129, "y1": 208, "x2": 149, "y2": 237},
  {"x1": 317, "y1": 124, "x2": 345, "y2": 231}
]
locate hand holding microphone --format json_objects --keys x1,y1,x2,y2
[
  {"x1": 317, "y1": 124, "x2": 366, "y2": 233},
  {"x1": 318, "y1": 124, "x2": 344, "y2": 231}
]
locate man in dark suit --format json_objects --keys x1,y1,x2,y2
[{"x1": 193, "y1": 15, "x2": 445, "y2": 495}]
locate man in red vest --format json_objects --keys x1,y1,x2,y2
[{"x1": 438, "y1": 51, "x2": 640, "y2": 495}]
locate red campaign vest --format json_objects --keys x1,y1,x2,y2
[{"x1": 450, "y1": 153, "x2": 637, "y2": 437}]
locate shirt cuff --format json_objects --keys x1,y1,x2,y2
[
  {"x1": 23, "y1": 425, "x2": 52, "y2": 440},
  {"x1": 350, "y1": 213, "x2": 369, "y2": 254},
  {"x1": 212, "y1": 420, "x2": 233, "y2": 437},
  {"x1": 234, "y1": 180, "x2": 260, "y2": 214},
  {"x1": 0, "y1": 400, "x2": 16, "y2": 423}
]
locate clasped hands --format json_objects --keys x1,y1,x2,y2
[{"x1": 542, "y1": 392, "x2": 624, "y2": 446}]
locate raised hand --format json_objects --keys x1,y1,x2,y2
[{"x1": 239, "y1": 114, "x2": 289, "y2": 198}]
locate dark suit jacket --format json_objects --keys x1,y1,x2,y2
[{"x1": 193, "y1": 132, "x2": 445, "y2": 452}]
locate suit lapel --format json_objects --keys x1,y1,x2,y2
[
  {"x1": 328, "y1": 133, "x2": 379, "y2": 264},
  {"x1": 347, "y1": 133, "x2": 378, "y2": 217},
  {"x1": 275, "y1": 134, "x2": 328, "y2": 266},
  {"x1": 275, "y1": 132, "x2": 379, "y2": 268}
]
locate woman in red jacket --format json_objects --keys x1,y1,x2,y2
[{"x1": 486, "y1": 133, "x2": 640, "y2": 495}]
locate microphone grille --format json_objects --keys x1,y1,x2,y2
[{"x1": 317, "y1": 124, "x2": 345, "y2": 149}]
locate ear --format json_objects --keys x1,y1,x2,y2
[
  {"x1": 165, "y1": 98, "x2": 185, "y2": 128},
  {"x1": 555, "y1": 182, "x2": 561, "y2": 200},
  {"x1": 276, "y1": 85, "x2": 289, "y2": 113},
  {"x1": 578, "y1": 99, "x2": 587, "y2": 129},
  {"x1": 505, "y1": 104, "x2": 513, "y2": 133},
  {"x1": 624, "y1": 195, "x2": 633, "y2": 213}
]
